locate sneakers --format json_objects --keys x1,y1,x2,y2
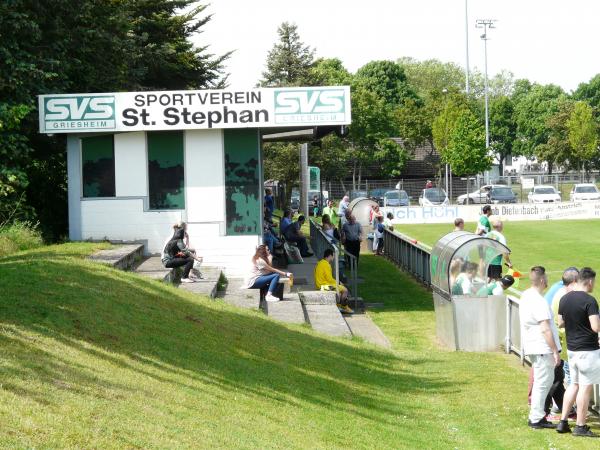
[
  {"x1": 181, "y1": 278, "x2": 195, "y2": 283},
  {"x1": 337, "y1": 304, "x2": 354, "y2": 314},
  {"x1": 528, "y1": 418, "x2": 556, "y2": 429},
  {"x1": 572, "y1": 425, "x2": 598, "y2": 438},
  {"x1": 556, "y1": 420, "x2": 571, "y2": 434},
  {"x1": 265, "y1": 293, "x2": 280, "y2": 302}
]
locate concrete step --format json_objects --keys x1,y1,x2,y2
[
  {"x1": 298, "y1": 291, "x2": 351, "y2": 338},
  {"x1": 178, "y1": 266, "x2": 222, "y2": 299},
  {"x1": 262, "y1": 293, "x2": 306, "y2": 324},
  {"x1": 88, "y1": 244, "x2": 144, "y2": 270},
  {"x1": 344, "y1": 314, "x2": 391, "y2": 348},
  {"x1": 134, "y1": 256, "x2": 175, "y2": 283},
  {"x1": 217, "y1": 278, "x2": 261, "y2": 310}
]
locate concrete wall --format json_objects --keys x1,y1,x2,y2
[{"x1": 73, "y1": 129, "x2": 261, "y2": 277}]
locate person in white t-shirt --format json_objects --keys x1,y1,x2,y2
[{"x1": 519, "y1": 266, "x2": 562, "y2": 429}]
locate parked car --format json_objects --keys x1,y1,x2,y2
[
  {"x1": 369, "y1": 188, "x2": 388, "y2": 206},
  {"x1": 290, "y1": 196, "x2": 299, "y2": 212},
  {"x1": 456, "y1": 184, "x2": 503, "y2": 204},
  {"x1": 419, "y1": 188, "x2": 449, "y2": 206},
  {"x1": 570, "y1": 183, "x2": 600, "y2": 201},
  {"x1": 350, "y1": 190, "x2": 368, "y2": 200},
  {"x1": 384, "y1": 190, "x2": 410, "y2": 207},
  {"x1": 528, "y1": 185, "x2": 561, "y2": 203},
  {"x1": 487, "y1": 186, "x2": 517, "y2": 204}
]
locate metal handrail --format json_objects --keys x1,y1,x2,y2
[
  {"x1": 382, "y1": 228, "x2": 432, "y2": 285},
  {"x1": 309, "y1": 219, "x2": 358, "y2": 298}
]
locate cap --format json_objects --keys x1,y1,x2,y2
[{"x1": 500, "y1": 275, "x2": 515, "y2": 287}]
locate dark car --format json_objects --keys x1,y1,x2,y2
[
  {"x1": 350, "y1": 190, "x2": 368, "y2": 200},
  {"x1": 487, "y1": 186, "x2": 517, "y2": 204},
  {"x1": 369, "y1": 188, "x2": 388, "y2": 206},
  {"x1": 384, "y1": 190, "x2": 410, "y2": 207}
]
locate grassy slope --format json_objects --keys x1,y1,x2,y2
[
  {"x1": 396, "y1": 220, "x2": 600, "y2": 285},
  {"x1": 0, "y1": 243, "x2": 597, "y2": 449}
]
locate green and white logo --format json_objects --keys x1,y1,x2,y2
[
  {"x1": 43, "y1": 95, "x2": 116, "y2": 131},
  {"x1": 274, "y1": 88, "x2": 346, "y2": 124}
]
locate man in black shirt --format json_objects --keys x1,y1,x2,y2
[{"x1": 557, "y1": 267, "x2": 600, "y2": 438}]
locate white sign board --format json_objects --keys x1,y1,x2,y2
[
  {"x1": 521, "y1": 177, "x2": 535, "y2": 189},
  {"x1": 382, "y1": 201, "x2": 600, "y2": 225},
  {"x1": 38, "y1": 86, "x2": 351, "y2": 134}
]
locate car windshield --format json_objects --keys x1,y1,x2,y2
[
  {"x1": 534, "y1": 188, "x2": 555, "y2": 194},
  {"x1": 399, "y1": 190, "x2": 408, "y2": 199},
  {"x1": 424, "y1": 189, "x2": 446, "y2": 201},
  {"x1": 492, "y1": 188, "x2": 514, "y2": 196},
  {"x1": 386, "y1": 192, "x2": 399, "y2": 199},
  {"x1": 575, "y1": 186, "x2": 598, "y2": 193}
]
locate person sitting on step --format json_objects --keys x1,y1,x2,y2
[
  {"x1": 161, "y1": 228, "x2": 196, "y2": 283},
  {"x1": 284, "y1": 215, "x2": 313, "y2": 257},
  {"x1": 314, "y1": 248, "x2": 353, "y2": 314},
  {"x1": 173, "y1": 221, "x2": 203, "y2": 279},
  {"x1": 243, "y1": 245, "x2": 292, "y2": 303}
]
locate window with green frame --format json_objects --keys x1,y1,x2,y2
[
  {"x1": 81, "y1": 135, "x2": 115, "y2": 197},
  {"x1": 147, "y1": 131, "x2": 185, "y2": 210}
]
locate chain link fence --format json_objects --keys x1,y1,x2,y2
[{"x1": 319, "y1": 173, "x2": 599, "y2": 205}]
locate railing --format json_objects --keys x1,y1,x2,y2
[
  {"x1": 309, "y1": 219, "x2": 358, "y2": 299},
  {"x1": 382, "y1": 228, "x2": 432, "y2": 286}
]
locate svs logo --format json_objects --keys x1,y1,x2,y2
[
  {"x1": 273, "y1": 88, "x2": 347, "y2": 123},
  {"x1": 42, "y1": 95, "x2": 116, "y2": 131}
]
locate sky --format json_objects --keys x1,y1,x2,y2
[{"x1": 197, "y1": 0, "x2": 600, "y2": 93}]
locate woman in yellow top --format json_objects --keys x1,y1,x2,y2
[{"x1": 314, "y1": 249, "x2": 353, "y2": 314}]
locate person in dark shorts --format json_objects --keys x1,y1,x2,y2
[
  {"x1": 342, "y1": 214, "x2": 362, "y2": 267},
  {"x1": 556, "y1": 267, "x2": 600, "y2": 438}
]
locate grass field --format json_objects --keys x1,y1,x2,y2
[
  {"x1": 396, "y1": 219, "x2": 600, "y2": 285},
  {"x1": 1, "y1": 243, "x2": 598, "y2": 448}
]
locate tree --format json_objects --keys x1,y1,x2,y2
[
  {"x1": 573, "y1": 74, "x2": 600, "y2": 117},
  {"x1": 308, "y1": 58, "x2": 352, "y2": 86},
  {"x1": 354, "y1": 60, "x2": 417, "y2": 106},
  {"x1": 534, "y1": 100, "x2": 574, "y2": 174},
  {"x1": 568, "y1": 101, "x2": 598, "y2": 175},
  {"x1": 442, "y1": 110, "x2": 490, "y2": 176},
  {"x1": 260, "y1": 22, "x2": 315, "y2": 87},
  {"x1": 0, "y1": 0, "x2": 229, "y2": 238},
  {"x1": 397, "y1": 57, "x2": 465, "y2": 101},
  {"x1": 489, "y1": 96, "x2": 517, "y2": 173},
  {"x1": 513, "y1": 84, "x2": 566, "y2": 157},
  {"x1": 431, "y1": 96, "x2": 469, "y2": 157}
]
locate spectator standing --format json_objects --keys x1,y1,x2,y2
[
  {"x1": 244, "y1": 245, "x2": 291, "y2": 303},
  {"x1": 425, "y1": 180, "x2": 433, "y2": 189},
  {"x1": 342, "y1": 214, "x2": 362, "y2": 267},
  {"x1": 312, "y1": 195, "x2": 320, "y2": 217},
  {"x1": 314, "y1": 248, "x2": 353, "y2": 314},
  {"x1": 322, "y1": 200, "x2": 338, "y2": 227},
  {"x1": 454, "y1": 218, "x2": 465, "y2": 232},
  {"x1": 519, "y1": 266, "x2": 561, "y2": 430},
  {"x1": 285, "y1": 215, "x2": 313, "y2": 257},
  {"x1": 264, "y1": 188, "x2": 275, "y2": 221},
  {"x1": 476, "y1": 205, "x2": 493, "y2": 236},
  {"x1": 374, "y1": 215, "x2": 385, "y2": 255},
  {"x1": 556, "y1": 267, "x2": 600, "y2": 437},
  {"x1": 486, "y1": 220, "x2": 513, "y2": 280},
  {"x1": 338, "y1": 196, "x2": 350, "y2": 226}
]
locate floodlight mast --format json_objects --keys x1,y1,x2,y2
[{"x1": 476, "y1": 19, "x2": 497, "y2": 152}]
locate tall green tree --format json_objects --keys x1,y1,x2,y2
[
  {"x1": 260, "y1": 22, "x2": 315, "y2": 87},
  {"x1": 573, "y1": 74, "x2": 600, "y2": 117},
  {"x1": 568, "y1": 101, "x2": 598, "y2": 175},
  {"x1": 442, "y1": 110, "x2": 490, "y2": 176},
  {"x1": 431, "y1": 96, "x2": 469, "y2": 157},
  {"x1": 489, "y1": 96, "x2": 517, "y2": 172},
  {"x1": 534, "y1": 100, "x2": 574, "y2": 174},
  {"x1": 354, "y1": 60, "x2": 417, "y2": 106},
  {"x1": 0, "y1": 0, "x2": 229, "y2": 238},
  {"x1": 513, "y1": 84, "x2": 566, "y2": 157},
  {"x1": 397, "y1": 57, "x2": 465, "y2": 101}
]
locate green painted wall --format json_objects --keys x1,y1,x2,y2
[{"x1": 223, "y1": 129, "x2": 261, "y2": 235}]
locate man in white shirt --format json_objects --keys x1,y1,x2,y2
[{"x1": 519, "y1": 266, "x2": 562, "y2": 429}]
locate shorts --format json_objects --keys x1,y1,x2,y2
[
  {"x1": 567, "y1": 349, "x2": 600, "y2": 385},
  {"x1": 487, "y1": 264, "x2": 502, "y2": 280}
]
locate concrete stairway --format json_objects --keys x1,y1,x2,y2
[
  {"x1": 261, "y1": 293, "x2": 306, "y2": 324},
  {"x1": 298, "y1": 291, "x2": 352, "y2": 337},
  {"x1": 216, "y1": 278, "x2": 261, "y2": 309},
  {"x1": 178, "y1": 266, "x2": 222, "y2": 298},
  {"x1": 134, "y1": 256, "x2": 176, "y2": 282},
  {"x1": 88, "y1": 244, "x2": 144, "y2": 270}
]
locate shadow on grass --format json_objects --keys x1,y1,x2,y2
[
  {"x1": 0, "y1": 253, "x2": 454, "y2": 425},
  {"x1": 358, "y1": 254, "x2": 434, "y2": 312}
]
